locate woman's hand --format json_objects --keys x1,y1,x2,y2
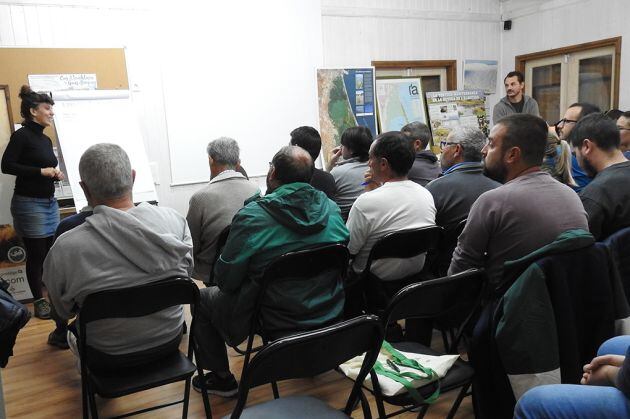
[
  {"x1": 41, "y1": 167, "x2": 57, "y2": 178},
  {"x1": 41, "y1": 167, "x2": 65, "y2": 181},
  {"x1": 326, "y1": 146, "x2": 343, "y2": 171}
]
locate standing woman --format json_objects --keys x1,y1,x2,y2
[{"x1": 1, "y1": 86, "x2": 64, "y2": 319}]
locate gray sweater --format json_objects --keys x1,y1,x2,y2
[
  {"x1": 449, "y1": 170, "x2": 588, "y2": 286},
  {"x1": 186, "y1": 170, "x2": 260, "y2": 279},
  {"x1": 44, "y1": 203, "x2": 194, "y2": 354},
  {"x1": 492, "y1": 95, "x2": 540, "y2": 124},
  {"x1": 426, "y1": 162, "x2": 500, "y2": 229}
]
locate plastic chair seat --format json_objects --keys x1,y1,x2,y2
[
  {"x1": 223, "y1": 395, "x2": 350, "y2": 419},
  {"x1": 378, "y1": 341, "x2": 474, "y2": 406},
  {"x1": 89, "y1": 350, "x2": 197, "y2": 398}
]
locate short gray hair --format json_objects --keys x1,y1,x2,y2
[
  {"x1": 206, "y1": 137, "x2": 240, "y2": 167},
  {"x1": 79, "y1": 143, "x2": 133, "y2": 201},
  {"x1": 448, "y1": 126, "x2": 487, "y2": 162},
  {"x1": 401, "y1": 121, "x2": 432, "y2": 149}
]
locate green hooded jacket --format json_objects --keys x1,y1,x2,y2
[{"x1": 212, "y1": 182, "x2": 350, "y2": 345}]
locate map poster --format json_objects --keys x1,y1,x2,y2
[
  {"x1": 425, "y1": 90, "x2": 489, "y2": 146},
  {"x1": 317, "y1": 68, "x2": 378, "y2": 165},
  {"x1": 375, "y1": 77, "x2": 427, "y2": 132}
]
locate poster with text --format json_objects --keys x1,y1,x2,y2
[
  {"x1": 317, "y1": 68, "x2": 377, "y2": 165},
  {"x1": 426, "y1": 90, "x2": 489, "y2": 145},
  {"x1": 375, "y1": 77, "x2": 427, "y2": 132}
]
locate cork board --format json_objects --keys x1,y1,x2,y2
[{"x1": 0, "y1": 48, "x2": 128, "y2": 143}]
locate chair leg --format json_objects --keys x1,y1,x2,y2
[
  {"x1": 182, "y1": 377, "x2": 191, "y2": 419},
  {"x1": 446, "y1": 382, "x2": 471, "y2": 419},
  {"x1": 88, "y1": 385, "x2": 98, "y2": 419},
  {"x1": 415, "y1": 404, "x2": 429, "y2": 419},
  {"x1": 440, "y1": 329, "x2": 450, "y2": 351},
  {"x1": 81, "y1": 379, "x2": 89, "y2": 419},
  {"x1": 271, "y1": 381, "x2": 280, "y2": 399}
]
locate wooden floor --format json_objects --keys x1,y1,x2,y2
[{"x1": 1, "y1": 302, "x2": 475, "y2": 419}]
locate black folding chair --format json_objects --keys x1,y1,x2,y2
[
  {"x1": 237, "y1": 243, "x2": 350, "y2": 399},
  {"x1": 229, "y1": 315, "x2": 384, "y2": 419},
  {"x1": 354, "y1": 226, "x2": 443, "y2": 315},
  {"x1": 369, "y1": 269, "x2": 486, "y2": 419},
  {"x1": 427, "y1": 218, "x2": 467, "y2": 278},
  {"x1": 77, "y1": 278, "x2": 211, "y2": 419}
]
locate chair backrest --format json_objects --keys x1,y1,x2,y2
[
  {"x1": 364, "y1": 226, "x2": 443, "y2": 275},
  {"x1": 78, "y1": 278, "x2": 199, "y2": 326},
  {"x1": 602, "y1": 226, "x2": 630, "y2": 305},
  {"x1": 232, "y1": 315, "x2": 384, "y2": 418},
  {"x1": 427, "y1": 219, "x2": 467, "y2": 277},
  {"x1": 383, "y1": 269, "x2": 485, "y2": 328},
  {"x1": 208, "y1": 224, "x2": 232, "y2": 285},
  {"x1": 256, "y1": 243, "x2": 350, "y2": 337}
]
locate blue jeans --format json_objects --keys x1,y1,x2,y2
[{"x1": 514, "y1": 336, "x2": 630, "y2": 419}]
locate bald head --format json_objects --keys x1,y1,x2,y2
[{"x1": 271, "y1": 145, "x2": 313, "y2": 185}]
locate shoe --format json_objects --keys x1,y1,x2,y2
[
  {"x1": 34, "y1": 298, "x2": 52, "y2": 320},
  {"x1": 192, "y1": 372, "x2": 238, "y2": 397},
  {"x1": 47, "y1": 328, "x2": 69, "y2": 349}
]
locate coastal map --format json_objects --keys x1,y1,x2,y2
[
  {"x1": 317, "y1": 68, "x2": 377, "y2": 165},
  {"x1": 376, "y1": 77, "x2": 427, "y2": 132}
]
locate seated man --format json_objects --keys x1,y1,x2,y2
[
  {"x1": 449, "y1": 114, "x2": 588, "y2": 288},
  {"x1": 515, "y1": 335, "x2": 630, "y2": 418},
  {"x1": 192, "y1": 145, "x2": 349, "y2": 396},
  {"x1": 556, "y1": 102, "x2": 601, "y2": 192},
  {"x1": 47, "y1": 204, "x2": 94, "y2": 349},
  {"x1": 401, "y1": 121, "x2": 440, "y2": 186},
  {"x1": 44, "y1": 143, "x2": 193, "y2": 370},
  {"x1": 347, "y1": 131, "x2": 436, "y2": 283},
  {"x1": 426, "y1": 126, "x2": 500, "y2": 230},
  {"x1": 570, "y1": 113, "x2": 630, "y2": 240},
  {"x1": 617, "y1": 111, "x2": 630, "y2": 159},
  {"x1": 289, "y1": 126, "x2": 336, "y2": 199},
  {"x1": 186, "y1": 137, "x2": 259, "y2": 282}
]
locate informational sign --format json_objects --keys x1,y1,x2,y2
[
  {"x1": 426, "y1": 90, "x2": 489, "y2": 145},
  {"x1": 317, "y1": 68, "x2": 378, "y2": 165},
  {"x1": 0, "y1": 225, "x2": 32, "y2": 301},
  {"x1": 463, "y1": 60, "x2": 498, "y2": 94},
  {"x1": 375, "y1": 77, "x2": 427, "y2": 132},
  {"x1": 52, "y1": 90, "x2": 158, "y2": 209},
  {"x1": 28, "y1": 74, "x2": 98, "y2": 92}
]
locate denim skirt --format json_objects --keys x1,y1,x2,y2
[{"x1": 10, "y1": 194, "x2": 60, "y2": 238}]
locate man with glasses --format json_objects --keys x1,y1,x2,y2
[
  {"x1": 616, "y1": 111, "x2": 630, "y2": 158},
  {"x1": 426, "y1": 126, "x2": 500, "y2": 230},
  {"x1": 555, "y1": 102, "x2": 601, "y2": 191}
]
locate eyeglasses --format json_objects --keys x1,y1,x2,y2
[
  {"x1": 554, "y1": 118, "x2": 578, "y2": 128},
  {"x1": 439, "y1": 141, "x2": 459, "y2": 149}
]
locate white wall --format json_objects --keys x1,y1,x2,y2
[
  {"x1": 321, "y1": 0, "x2": 504, "y2": 111},
  {"x1": 501, "y1": 0, "x2": 629, "y2": 109},
  {"x1": 2, "y1": 0, "x2": 624, "y2": 216}
]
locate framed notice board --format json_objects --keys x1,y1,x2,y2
[{"x1": 0, "y1": 47, "x2": 128, "y2": 144}]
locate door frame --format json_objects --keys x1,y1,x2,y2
[
  {"x1": 515, "y1": 37, "x2": 622, "y2": 109},
  {"x1": 371, "y1": 60, "x2": 458, "y2": 91}
]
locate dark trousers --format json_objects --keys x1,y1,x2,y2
[
  {"x1": 192, "y1": 287, "x2": 247, "y2": 374},
  {"x1": 22, "y1": 236, "x2": 53, "y2": 300},
  {"x1": 69, "y1": 323, "x2": 183, "y2": 373}
]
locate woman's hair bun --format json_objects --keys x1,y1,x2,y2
[{"x1": 19, "y1": 85, "x2": 33, "y2": 99}]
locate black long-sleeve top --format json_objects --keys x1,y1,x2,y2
[{"x1": 1, "y1": 120, "x2": 58, "y2": 198}]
